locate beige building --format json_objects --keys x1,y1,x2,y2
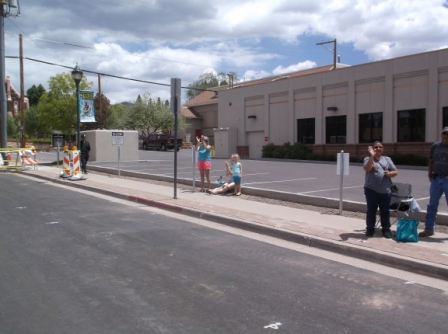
[{"x1": 184, "y1": 48, "x2": 448, "y2": 159}]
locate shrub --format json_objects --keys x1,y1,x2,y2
[
  {"x1": 261, "y1": 143, "x2": 277, "y2": 158},
  {"x1": 273, "y1": 144, "x2": 288, "y2": 159},
  {"x1": 350, "y1": 156, "x2": 364, "y2": 163},
  {"x1": 7, "y1": 116, "x2": 18, "y2": 139},
  {"x1": 261, "y1": 143, "x2": 427, "y2": 166},
  {"x1": 288, "y1": 142, "x2": 312, "y2": 159},
  {"x1": 389, "y1": 153, "x2": 428, "y2": 166},
  {"x1": 29, "y1": 138, "x2": 52, "y2": 144}
]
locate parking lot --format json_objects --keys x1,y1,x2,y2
[{"x1": 36, "y1": 148, "x2": 446, "y2": 214}]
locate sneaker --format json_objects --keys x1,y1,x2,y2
[
  {"x1": 365, "y1": 229, "x2": 375, "y2": 237},
  {"x1": 382, "y1": 230, "x2": 392, "y2": 239},
  {"x1": 418, "y1": 230, "x2": 434, "y2": 237}
]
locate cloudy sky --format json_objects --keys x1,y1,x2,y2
[{"x1": 4, "y1": 0, "x2": 448, "y2": 104}]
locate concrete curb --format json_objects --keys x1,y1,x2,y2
[{"x1": 24, "y1": 171, "x2": 448, "y2": 281}]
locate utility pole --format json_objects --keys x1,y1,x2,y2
[
  {"x1": 316, "y1": 39, "x2": 337, "y2": 70},
  {"x1": 98, "y1": 73, "x2": 102, "y2": 127},
  {"x1": 20, "y1": 33, "x2": 25, "y2": 148},
  {"x1": 170, "y1": 78, "x2": 181, "y2": 199},
  {"x1": 0, "y1": 4, "x2": 7, "y2": 148}
]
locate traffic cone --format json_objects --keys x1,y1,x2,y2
[{"x1": 7, "y1": 152, "x2": 11, "y2": 161}]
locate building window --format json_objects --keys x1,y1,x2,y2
[
  {"x1": 443, "y1": 107, "x2": 448, "y2": 127},
  {"x1": 359, "y1": 112, "x2": 382, "y2": 143},
  {"x1": 397, "y1": 109, "x2": 425, "y2": 142},
  {"x1": 326, "y1": 115, "x2": 346, "y2": 144},
  {"x1": 297, "y1": 118, "x2": 315, "y2": 144}
]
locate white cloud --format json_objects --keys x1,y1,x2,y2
[
  {"x1": 3, "y1": 0, "x2": 448, "y2": 104},
  {"x1": 272, "y1": 61, "x2": 317, "y2": 75},
  {"x1": 242, "y1": 70, "x2": 271, "y2": 81}
]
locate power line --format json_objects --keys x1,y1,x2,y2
[
  {"x1": 7, "y1": 56, "x2": 217, "y2": 92},
  {"x1": 5, "y1": 31, "x2": 215, "y2": 69},
  {"x1": 6, "y1": 18, "x2": 68, "y2": 67}
]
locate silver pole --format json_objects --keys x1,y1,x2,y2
[
  {"x1": 339, "y1": 150, "x2": 344, "y2": 215},
  {"x1": 192, "y1": 146, "x2": 196, "y2": 191},
  {"x1": 118, "y1": 145, "x2": 121, "y2": 178},
  {"x1": 57, "y1": 142, "x2": 60, "y2": 167}
]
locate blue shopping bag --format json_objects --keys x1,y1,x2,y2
[{"x1": 396, "y1": 218, "x2": 419, "y2": 242}]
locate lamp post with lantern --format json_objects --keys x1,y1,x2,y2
[{"x1": 71, "y1": 63, "x2": 83, "y2": 149}]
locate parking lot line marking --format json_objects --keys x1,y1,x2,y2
[
  {"x1": 244, "y1": 178, "x2": 316, "y2": 185},
  {"x1": 242, "y1": 172, "x2": 270, "y2": 176},
  {"x1": 299, "y1": 185, "x2": 363, "y2": 194},
  {"x1": 415, "y1": 196, "x2": 446, "y2": 201},
  {"x1": 128, "y1": 167, "x2": 194, "y2": 172}
]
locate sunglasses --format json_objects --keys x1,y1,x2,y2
[
  {"x1": 374, "y1": 146, "x2": 383, "y2": 149},
  {"x1": 442, "y1": 132, "x2": 448, "y2": 135}
]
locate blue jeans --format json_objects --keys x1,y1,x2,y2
[
  {"x1": 364, "y1": 187, "x2": 391, "y2": 232},
  {"x1": 425, "y1": 176, "x2": 448, "y2": 231}
]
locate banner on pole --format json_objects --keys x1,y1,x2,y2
[{"x1": 79, "y1": 90, "x2": 95, "y2": 123}]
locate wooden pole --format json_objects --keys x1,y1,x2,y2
[
  {"x1": 98, "y1": 73, "x2": 102, "y2": 127},
  {"x1": 333, "y1": 39, "x2": 337, "y2": 70},
  {"x1": 20, "y1": 34, "x2": 25, "y2": 147}
]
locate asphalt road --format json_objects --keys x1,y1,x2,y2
[{"x1": 1, "y1": 173, "x2": 448, "y2": 333}]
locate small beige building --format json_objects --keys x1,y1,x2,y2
[{"x1": 184, "y1": 48, "x2": 448, "y2": 159}]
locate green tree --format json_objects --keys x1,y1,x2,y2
[
  {"x1": 107, "y1": 103, "x2": 130, "y2": 130},
  {"x1": 26, "y1": 84, "x2": 46, "y2": 106},
  {"x1": 25, "y1": 105, "x2": 51, "y2": 138},
  {"x1": 186, "y1": 71, "x2": 238, "y2": 101},
  {"x1": 7, "y1": 115, "x2": 18, "y2": 139},
  {"x1": 82, "y1": 93, "x2": 113, "y2": 130},
  {"x1": 36, "y1": 72, "x2": 92, "y2": 146},
  {"x1": 125, "y1": 93, "x2": 188, "y2": 138}
]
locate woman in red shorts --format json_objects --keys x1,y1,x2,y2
[{"x1": 196, "y1": 135, "x2": 212, "y2": 192}]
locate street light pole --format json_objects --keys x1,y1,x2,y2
[{"x1": 71, "y1": 63, "x2": 83, "y2": 149}]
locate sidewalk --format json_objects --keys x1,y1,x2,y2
[{"x1": 23, "y1": 166, "x2": 448, "y2": 281}]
